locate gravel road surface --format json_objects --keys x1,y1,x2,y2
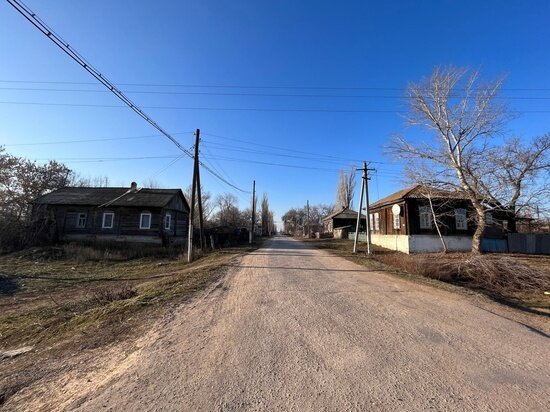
[{"x1": 19, "y1": 237, "x2": 550, "y2": 411}]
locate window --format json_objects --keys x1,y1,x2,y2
[
  {"x1": 393, "y1": 211, "x2": 400, "y2": 229},
  {"x1": 485, "y1": 212, "x2": 493, "y2": 226},
  {"x1": 164, "y1": 213, "x2": 171, "y2": 230},
  {"x1": 76, "y1": 213, "x2": 87, "y2": 228},
  {"x1": 455, "y1": 208, "x2": 467, "y2": 230},
  {"x1": 419, "y1": 206, "x2": 432, "y2": 229},
  {"x1": 374, "y1": 213, "x2": 380, "y2": 231},
  {"x1": 369, "y1": 214, "x2": 374, "y2": 231},
  {"x1": 102, "y1": 212, "x2": 114, "y2": 229},
  {"x1": 140, "y1": 212, "x2": 151, "y2": 229}
]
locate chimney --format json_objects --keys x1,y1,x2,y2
[{"x1": 130, "y1": 182, "x2": 138, "y2": 192}]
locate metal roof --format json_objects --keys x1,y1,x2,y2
[
  {"x1": 323, "y1": 207, "x2": 366, "y2": 221},
  {"x1": 369, "y1": 185, "x2": 470, "y2": 209},
  {"x1": 32, "y1": 187, "x2": 189, "y2": 210}
]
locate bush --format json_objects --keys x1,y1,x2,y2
[
  {"x1": 91, "y1": 284, "x2": 137, "y2": 305},
  {"x1": 455, "y1": 255, "x2": 550, "y2": 294}
]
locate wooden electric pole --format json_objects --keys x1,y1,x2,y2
[
  {"x1": 187, "y1": 129, "x2": 200, "y2": 263},
  {"x1": 306, "y1": 200, "x2": 310, "y2": 238},
  {"x1": 194, "y1": 129, "x2": 204, "y2": 249},
  {"x1": 250, "y1": 180, "x2": 256, "y2": 244}
]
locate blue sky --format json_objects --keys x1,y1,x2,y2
[{"x1": 1, "y1": 0, "x2": 549, "y2": 226}]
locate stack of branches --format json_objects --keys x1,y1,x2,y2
[{"x1": 455, "y1": 255, "x2": 550, "y2": 294}]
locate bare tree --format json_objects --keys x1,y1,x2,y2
[
  {"x1": 335, "y1": 166, "x2": 356, "y2": 210},
  {"x1": 391, "y1": 67, "x2": 550, "y2": 253},
  {"x1": 185, "y1": 184, "x2": 213, "y2": 228},
  {"x1": 260, "y1": 193, "x2": 272, "y2": 236},
  {"x1": 213, "y1": 193, "x2": 242, "y2": 227}
]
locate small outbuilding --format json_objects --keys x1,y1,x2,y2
[
  {"x1": 31, "y1": 182, "x2": 190, "y2": 245},
  {"x1": 322, "y1": 207, "x2": 366, "y2": 234}
]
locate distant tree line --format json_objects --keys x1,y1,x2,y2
[{"x1": 282, "y1": 203, "x2": 334, "y2": 236}]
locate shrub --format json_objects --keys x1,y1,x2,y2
[{"x1": 455, "y1": 255, "x2": 550, "y2": 294}]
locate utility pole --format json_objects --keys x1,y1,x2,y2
[
  {"x1": 187, "y1": 129, "x2": 200, "y2": 263},
  {"x1": 353, "y1": 161, "x2": 375, "y2": 255},
  {"x1": 194, "y1": 129, "x2": 205, "y2": 250},
  {"x1": 306, "y1": 200, "x2": 310, "y2": 238},
  {"x1": 250, "y1": 180, "x2": 256, "y2": 244}
]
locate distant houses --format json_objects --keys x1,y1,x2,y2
[{"x1": 31, "y1": 182, "x2": 190, "y2": 245}]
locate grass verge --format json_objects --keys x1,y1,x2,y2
[{"x1": 0, "y1": 240, "x2": 262, "y2": 405}]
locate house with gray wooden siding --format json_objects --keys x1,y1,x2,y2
[
  {"x1": 367, "y1": 185, "x2": 511, "y2": 253},
  {"x1": 31, "y1": 182, "x2": 190, "y2": 245}
]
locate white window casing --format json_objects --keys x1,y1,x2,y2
[
  {"x1": 76, "y1": 213, "x2": 87, "y2": 228},
  {"x1": 485, "y1": 212, "x2": 493, "y2": 226},
  {"x1": 140, "y1": 212, "x2": 152, "y2": 229},
  {"x1": 374, "y1": 213, "x2": 380, "y2": 231},
  {"x1": 164, "y1": 213, "x2": 171, "y2": 230},
  {"x1": 369, "y1": 214, "x2": 374, "y2": 231},
  {"x1": 419, "y1": 206, "x2": 432, "y2": 229},
  {"x1": 455, "y1": 208, "x2": 467, "y2": 230},
  {"x1": 102, "y1": 212, "x2": 114, "y2": 229},
  {"x1": 393, "y1": 211, "x2": 400, "y2": 229}
]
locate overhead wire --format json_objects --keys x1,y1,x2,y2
[
  {"x1": 2, "y1": 131, "x2": 194, "y2": 146},
  {"x1": 1, "y1": 100, "x2": 549, "y2": 114},
  {"x1": 5, "y1": 0, "x2": 249, "y2": 194},
  {"x1": 2, "y1": 86, "x2": 550, "y2": 100},
  {"x1": 2, "y1": 79, "x2": 550, "y2": 92}
]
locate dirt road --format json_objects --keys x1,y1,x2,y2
[{"x1": 9, "y1": 237, "x2": 550, "y2": 411}]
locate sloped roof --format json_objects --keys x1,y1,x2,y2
[
  {"x1": 323, "y1": 207, "x2": 366, "y2": 221},
  {"x1": 32, "y1": 187, "x2": 189, "y2": 210},
  {"x1": 369, "y1": 185, "x2": 470, "y2": 209}
]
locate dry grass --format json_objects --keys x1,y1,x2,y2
[
  {"x1": 0, "y1": 241, "x2": 261, "y2": 350},
  {"x1": 455, "y1": 255, "x2": 550, "y2": 294}
]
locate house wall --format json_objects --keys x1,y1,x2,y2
[
  {"x1": 368, "y1": 234, "x2": 472, "y2": 253},
  {"x1": 42, "y1": 204, "x2": 189, "y2": 244},
  {"x1": 409, "y1": 235, "x2": 472, "y2": 253},
  {"x1": 370, "y1": 234, "x2": 410, "y2": 253}
]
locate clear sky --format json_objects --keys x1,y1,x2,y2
[{"x1": 1, "y1": 0, "x2": 549, "y2": 226}]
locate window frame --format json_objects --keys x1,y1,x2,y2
[
  {"x1": 419, "y1": 205, "x2": 432, "y2": 229},
  {"x1": 485, "y1": 212, "x2": 493, "y2": 226},
  {"x1": 374, "y1": 213, "x2": 380, "y2": 231},
  {"x1": 76, "y1": 212, "x2": 87, "y2": 229},
  {"x1": 393, "y1": 211, "x2": 400, "y2": 230},
  {"x1": 369, "y1": 214, "x2": 374, "y2": 231},
  {"x1": 140, "y1": 212, "x2": 152, "y2": 230},
  {"x1": 102, "y1": 212, "x2": 115, "y2": 229},
  {"x1": 455, "y1": 208, "x2": 467, "y2": 230},
  {"x1": 164, "y1": 213, "x2": 171, "y2": 230}
]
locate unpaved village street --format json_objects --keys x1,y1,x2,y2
[{"x1": 11, "y1": 237, "x2": 550, "y2": 411}]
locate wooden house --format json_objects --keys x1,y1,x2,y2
[
  {"x1": 31, "y1": 182, "x2": 190, "y2": 245},
  {"x1": 368, "y1": 186, "x2": 510, "y2": 253},
  {"x1": 322, "y1": 207, "x2": 366, "y2": 236}
]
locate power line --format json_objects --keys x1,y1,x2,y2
[
  {"x1": 6, "y1": 0, "x2": 249, "y2": 194},
  {"x1": 202, "y1": 141, "x2": 365, "y2": 166},
  {"x1": 2, "y1": 131, "x2": 194, "y2": 146},
  {"x1": 2, "y1": 79, "x2": 550, "y2": 92},
  {"x1": 3, "y1": 86, "x2": 550, "y2": 100},
  {"x1": 202, "y1": 132, "x2": 385, "y2": 164},
  {"x1": 2, "y1": 100, "x2": 549, "y2": 114}
]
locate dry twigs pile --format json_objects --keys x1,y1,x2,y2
[{"x1": 455, "y1": 256, "x2": 550, "y2": 294}]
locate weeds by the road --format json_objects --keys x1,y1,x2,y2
[
  {"x1": 0, "y1": 240, "x2": 263, "y2": 406},
  {"x1": 0, "y1": 241, "x2": 262, "y2": 350}
]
